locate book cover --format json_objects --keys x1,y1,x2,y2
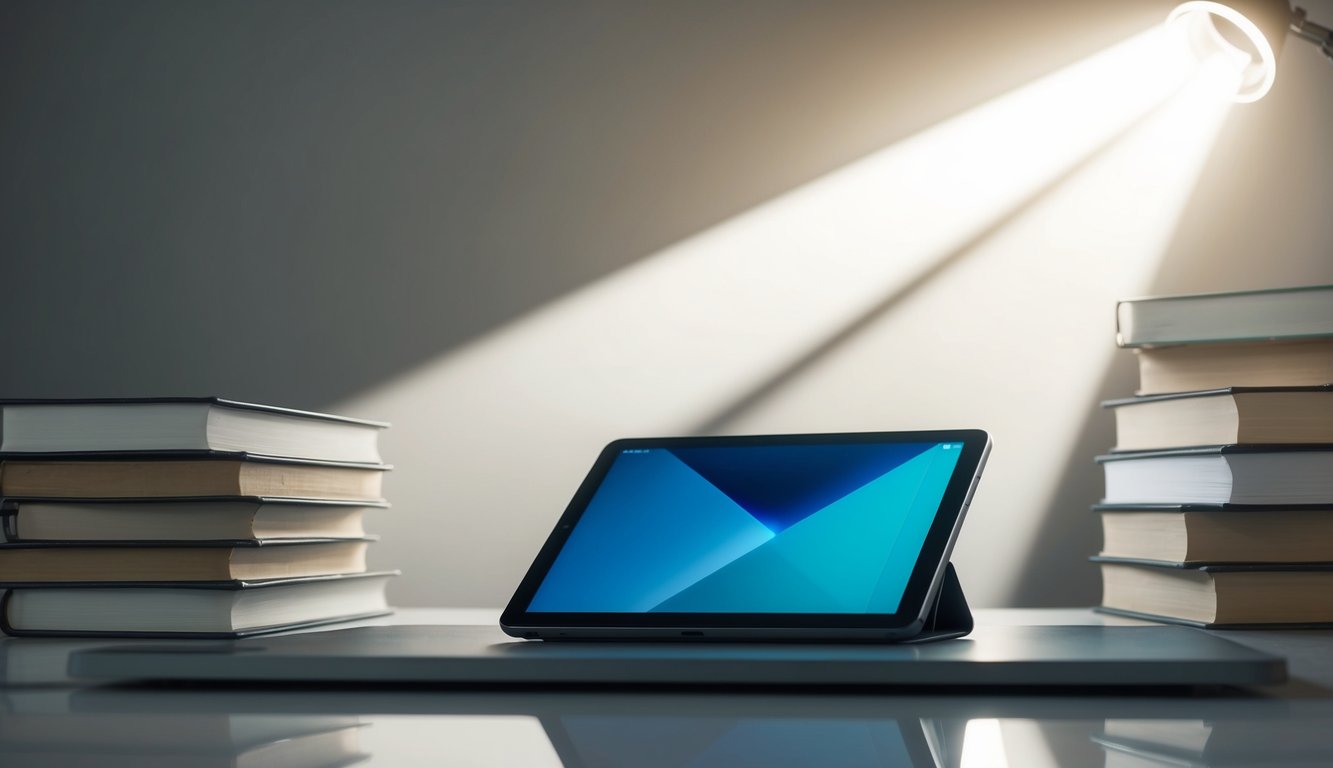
[
  {"x1": 1132, "y1": 338, "x2": 1333, "y2": 395},
  {"x1": 1101, "y1": 383, "x2": 1333, "y2": 407},
  {"x1": 1096, "y1": 507, "x2": 1333, "y2": 563},
  {"x1": 0, "y1": 535, "x2": 377, "y2": 551},
  {"x1": 0, "y1": 455, "x2": 390, "y2": 502},
  {"x1": 1093, "y1": 502, "x2": 1333, "y2": 512},
  {"x1": 1102, "y1": 386, "x2": 1333, "y2": 451},
  {"x1": 0, "y1": 538, "x2": 376, "y2": 584},
  {"x1": 1094, "y1": 558, "x2": 1333, "y2": 628},
  {"x1": 1097, "y1": 443, "x2": 1333, "y2": 460},
  {"x1": 0, "y1": 496, "x2": 388, "y2": 544},
  {"x1": 0, "y1": 450, "x2": 391, "y2": 469},
  {"x1": 1097, "y1": 445, "x2": 1333, "y2": 505},
  {"x1": 0, "y1": 571, "x2": 398, "y2": 638},
  {"x1": 0, "y1": 397, "x2": 389, "y2": 427},
  {"x1": 1116, "y1": 284, "x2": 1333, "y2": 348},
  {"x1": 1093, "y1": 605, "x2": 1333, "y2": 630},
  {"x1": 1091, "y1": 556, "x2": 1333, "y2": 571},
  {"x1": 0, "y1": 397, "x2": 389, "y2": 464}
]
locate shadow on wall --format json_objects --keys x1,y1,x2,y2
[
  {"x1": 1, "y1": 0, "x2": 1164, "y2": 405},
  {"x1": 1005, "y1": 352, "x2": 1139, "y2": 607}
]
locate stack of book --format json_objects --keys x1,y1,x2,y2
[
  {"x1": 1093, "y1": 285, "x2": 1333, "y2": 627},
  {"x1": 0, "y1": 397, "x2": 395, "y2": 637}
]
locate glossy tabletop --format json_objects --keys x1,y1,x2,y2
[{"x1": 3, "y1": 608, "x2": 1331, "y2": 767}]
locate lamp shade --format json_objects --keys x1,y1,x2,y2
[{"x1": 1168, "y1": 0, "x2": 1291, "y2": 101}]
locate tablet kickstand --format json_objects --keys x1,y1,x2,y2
[{"x1": 905, "y1": 562, "x2": 974, "y2": 644}]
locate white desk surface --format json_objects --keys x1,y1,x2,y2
[{"x1": 3, "y1": 608, "x2": 1332, "y2": 767}]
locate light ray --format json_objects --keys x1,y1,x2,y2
[
  {"x1": 961, "y1": 719, "x2": 1011, "y2": 768},
  {"x1": 337, "y1": 29, "x2": 1236, "y2": 606},
  {"x1": 715, "y1": 54, "x2": 1237, "y2": 607}
]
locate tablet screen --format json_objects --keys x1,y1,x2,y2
[{"x1": 504, "y1": 430, "x2": 989, "y2": 637}]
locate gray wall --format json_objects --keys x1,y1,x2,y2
[
  {"x1": 4, "y1": 0, "x2": 1332, "y2": 607},
  {"x1": 4, "y1": 0, "x2": 1162, "y2": 404}
]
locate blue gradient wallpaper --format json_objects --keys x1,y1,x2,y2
[{"x1": 527, "y1": 442, "x2": 963, "y2": 614}]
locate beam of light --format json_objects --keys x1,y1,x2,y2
[
  {"x1": 336, "y1": 29, "x2": 1237, "y2": 607},
  {"x1": 357, "y1": 716, "x2": 563, "y2": 767},
  {"x1": 717, "y1": 52, "x2": 1238, "y2": 607},
  {"x1": 961, "y1": 719, "x2": 1010, "y2": 768}
]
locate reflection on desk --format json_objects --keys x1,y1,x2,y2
[
  {"x1": 2, "y1": 609, "x2": 1332, "y2": 767},
  {"x1": 0, "y1": 689, "x2": 367, "y2": 767},
  {"x1": 4, "y1": 687, "x2": 1333, "y2": 767}
]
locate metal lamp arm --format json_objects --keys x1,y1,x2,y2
[{"x1": 1292, "y1": 6, "x2": 1333, "y2": 62}]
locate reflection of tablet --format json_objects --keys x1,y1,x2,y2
[
  {"x1": 502, "y1": 430, "x2": 990, "y2": 641},
  {"x1": 543, "y1": 713, "x2": 952, "y2": 768}
]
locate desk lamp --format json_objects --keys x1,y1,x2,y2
[{"x1": 1168, "y1": 0, "x2": 1333, "y2": 101}]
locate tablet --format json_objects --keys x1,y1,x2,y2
[{"x1": 501, "y1": 430, "x2": 991, "y2": 642}]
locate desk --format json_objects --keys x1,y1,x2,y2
[{"x1": 3, "y1": 609, "x2": 1331, "y2": 766}]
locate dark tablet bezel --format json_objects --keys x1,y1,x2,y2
[{"x1": 501, "y1": 429, "x2": 990, "y2": 641}]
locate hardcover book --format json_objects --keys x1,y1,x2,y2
[
  {"x1": 1116, "y1": 284, "x2": 1333, "y2": 348},
  {"x1": 0, "y1": 571, "x2": 395, "y2": 637},
  {"x1": 1097, "y1": 445, "x2": 1333, "y2": 505},
  {"x1": 0, "y1": 538, "x2": 374, "y2": 583},
  {"x1": 1096, "y1": 504, "x2": 1333, "y2": 563},
  {"x1": 0, "y1": 455, "x2": 388, "y2": 501},
  {"x1": 0, "y1": 497, "x2": 386, "y2": 543},
  {"x1": 0, "y1": 397, "x2": 387, "y2": 464},
  {"x1": 1095, "y1": 558, "x2": 1333, "y2": 627},
  {"x1": 1104, "y1": 385, "x2": 1333, "y2": 451},
  {"x1": 1132, "y1": 338, "x2": 1333, "y2": 395}
]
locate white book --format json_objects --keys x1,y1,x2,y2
[
  {"x1": 1116, "y1": 284, "x2": 1333, "y2": 348},
  {"x1": 1, "y1": 572, "x2": 396, "y2": 637},
  {"x1": 0, "y1": 398, "x2": 387, "y2": 464},
  {"x1": 1098, "y1": 447, "x2": 1333, "y2": 505}
]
